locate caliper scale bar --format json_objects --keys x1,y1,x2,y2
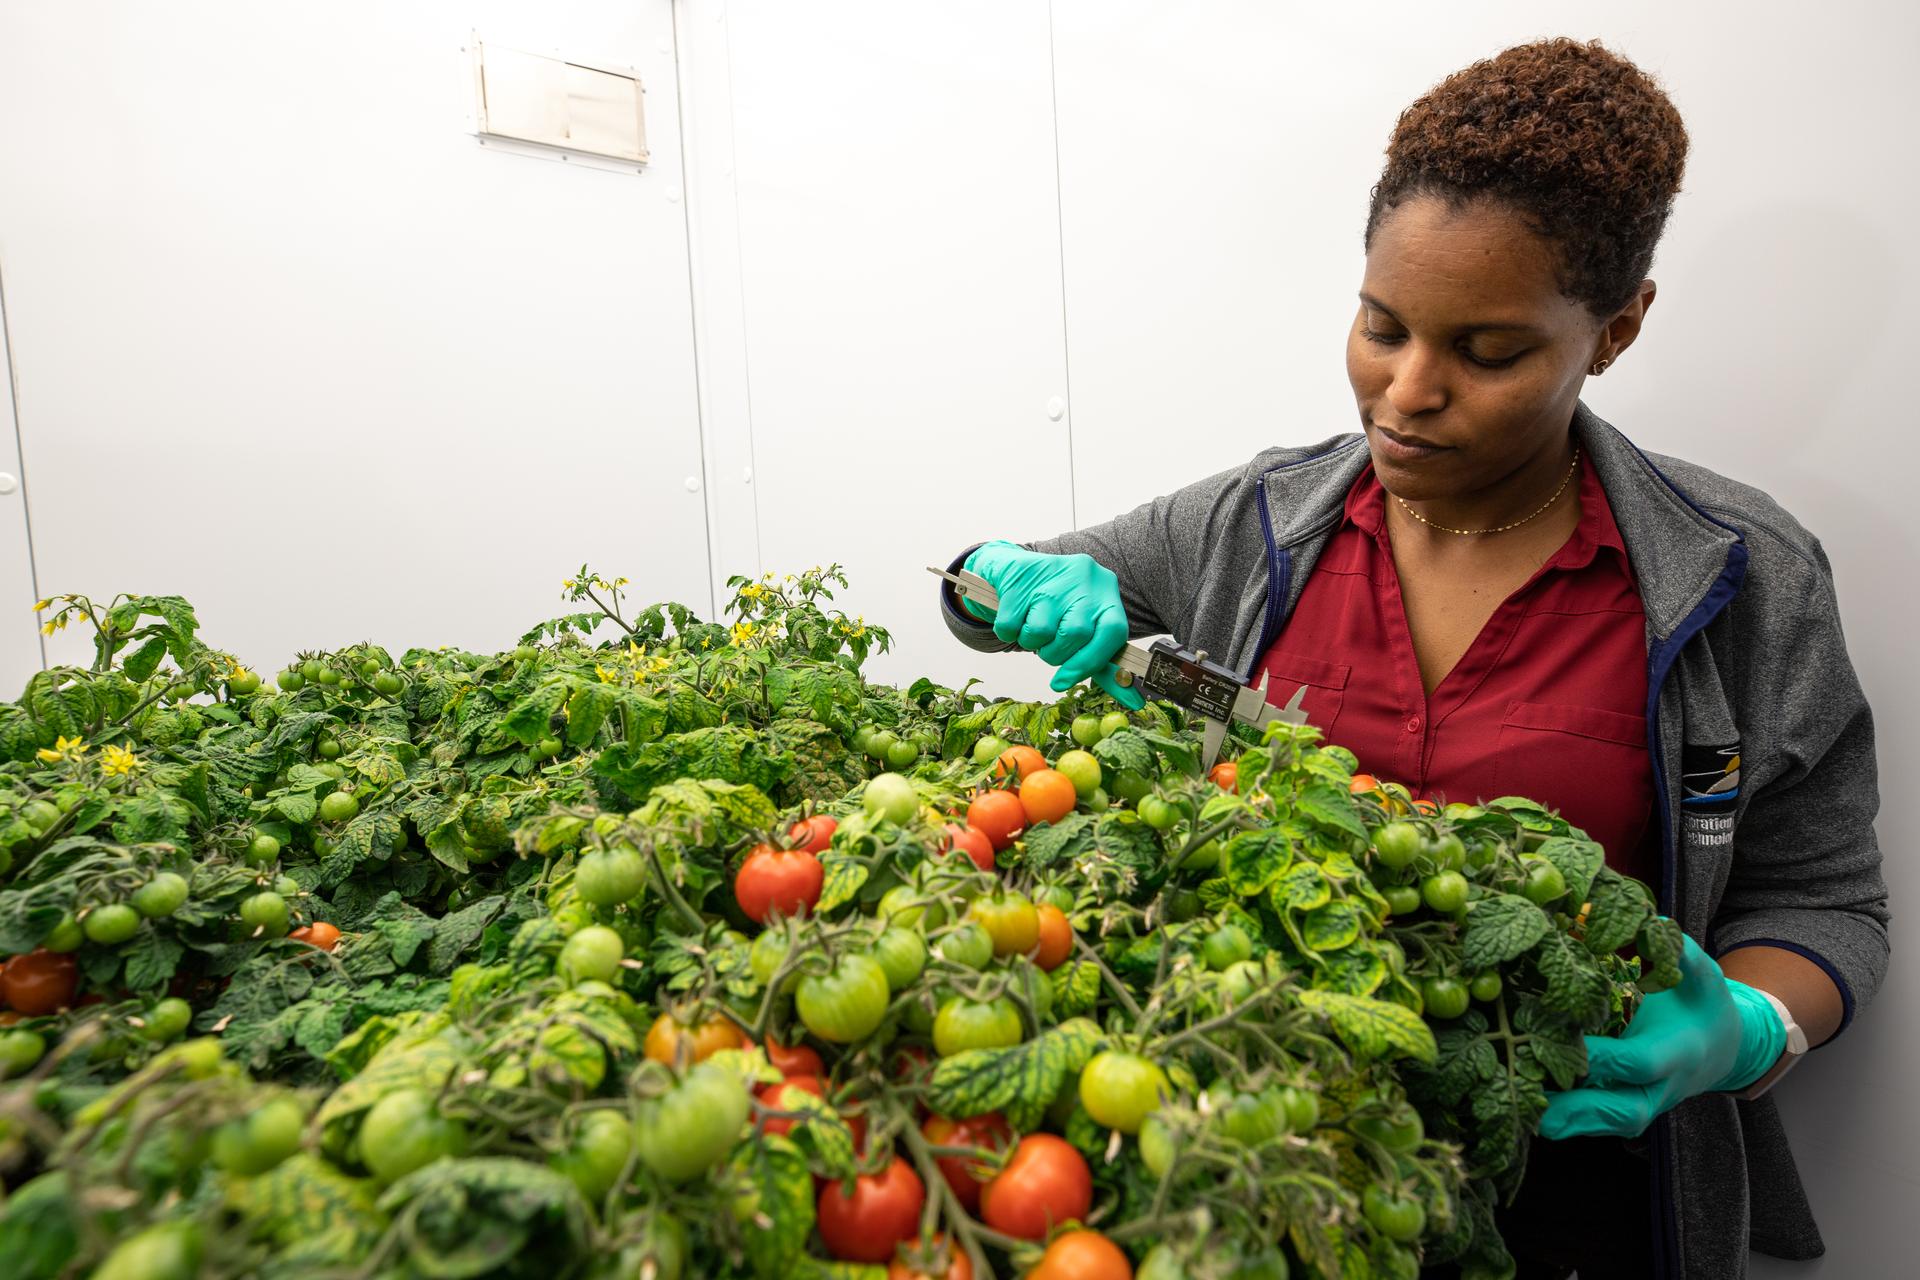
[{"x1": 929, "y1": 566, "x2": 1307, "y2": 769}]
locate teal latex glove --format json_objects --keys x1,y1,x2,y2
[
  {"x1": 1540, "y1": 931, "x2": 1787, "y2": 1139},
  {"x1": 961, "y1": 541, "x2": 1145, "y2": 709}
]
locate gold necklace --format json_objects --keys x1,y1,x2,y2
[{"x1": 1394, "y1": 448, "x2": 1580, "y2": 535}]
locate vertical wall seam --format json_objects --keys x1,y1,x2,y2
[
  {"x1": 1047, "y1": 0, "x2": 1079, "y2": 531},
  {"x1": 0, "y1": 258, "x2": 47, "y2": 671},
  {"x1": 719, "y1": 4, "x2": 763, "y2": 575},
  {"x1": 669, "y1": 0, "x2": 719, "y2": 621}
]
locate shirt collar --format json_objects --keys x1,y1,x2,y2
[{"x1": 1344, "y1": 451, "x2": 1626, "y2": 569}]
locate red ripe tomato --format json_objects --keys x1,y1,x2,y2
[
  {"x1": 788, "y1": 814, "x2": 838, "y2": 854},
  {"x1": 1, "y1": 949, "x2": 79, "y2": 1016},
  {"x1": 288, "y1": 921, "x2": 342, "y2": 951},
  {"x1": 966, "y1": 790, "x2": 1027, "y2": 852},
  {"x1": 1208, "y1": 761, "x2": 1238, "y2": 791},
  {"x1": 921, "y1": 1112, "x2": 1010, "y2": 1211},
  {"x1": 765, "y1": 1037, "x2": 824, "y2": 1078},
  {"x1": 889, "y1": 1235, "x2": 973, "y2": 1280},
  {"x1": 817, "y1": 1156, "x2": 925, "y2": 1263},
  {"x1": 734, "y1": 845, "x2": 825, "y2": 924},
  {"x1": 1018, "y1": 770, "x2": 1078, "y2": 827},
  {"x1": 939, "y1": 823, "x2": 997, "y2": 873},
  {"x1": 1033, "y1": 904, "x2": 1074, "y2": 971},
  {"x1": 1028, "y1": 1230, "x2": 1132, "y2": 1280},
  {"x1": 757, "y1": 1074, "x2": 827, "y2": 1139},
  {"x1": 993, "y1": 745, "x2": 1047, "y2": 781},
  {"x1": 979, "y1": 1134, "x2": 1092, "y2": 1241}
]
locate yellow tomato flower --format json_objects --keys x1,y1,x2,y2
[
  {"x1": 33, "y1": 598, "x2": 51, "y2": 612},
  {"x1": 594, "y1": 664, "x2": 620, "y2": 684},
  {"x1": 100, "y1": 744, "x2": 142, "y2": 778}
]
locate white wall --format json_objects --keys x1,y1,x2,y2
[
  {"x1": 0, "y1": 0, "x2": 714, "y2": 676},
  {"x1": 0, "y1": 2, "x2": 1910, "y2": 1273}
]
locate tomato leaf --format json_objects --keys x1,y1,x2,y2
[
  {"x1": 1579, "y1": 870, "x2": 1652, "y2": 956},
  {"x1": 1461, "y1": 894, "x2": 1552, "y2": 970},
  {"x1": 1295, "y1": 782, "x2": 1366, "y2": 842},
  {"x1": 1021, "y1": 812, "x2": 1095, "y2": 870},
  {"x1": 1220, "y1": 828, "x2": 1293, "y2": 897},
  {"x1": 1301, "y1": 900, "x2": 1363, "y2": 952},
  {"x1": 815, "y1": 852, "x2": 869, "y2": 914},
  {"x1": 728, "y1": 1136, "x2": 815, "y2": 1280},
  {"x1": 926, "y1": 1018, "x2": 1103, "y2": 1130},
  {"x1": 1050, "y1": 958, "x2": 1102, "y2": 1017},
  {"x1": 226, "y1": 1153, "x2": 387, "y2": 1261},
  {"x1": 1090, "y1": 728, "x2": 1155, "y2": 776},
  {"x1": 377, "y1": 1157, "x2": 589, "y2": 1276},
  {"x1": 1296, "y1": 989, "x2": 1437, "y2": 1064},
  {"x1": 1536, "y1": 931, "x2": 1612, "y2": 1025},
  {"x1": 1271, "y1": 863, "x2": 1332, "y2": 913},
  {"x1": 1636, "y1": 915, "x2": 1685, "y2": 993},
  {"x1": 1534, "y1": 835, "x2": 1605, "y2": 905}
]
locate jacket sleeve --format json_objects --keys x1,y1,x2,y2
[
  {"x1": 938, "y1": 458, "x2": 1257, "y2": 654},
  {"x1": 1708, "y1": 538, "x2": 1891, "y2": 1038}
]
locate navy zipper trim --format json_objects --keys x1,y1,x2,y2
[
  {"x1": 1631, "y1": 445, "x2": 1748, "y2": 1280},
  {"x1": 1246, "y1": 441, "x2": 1366, "y2": 679}
]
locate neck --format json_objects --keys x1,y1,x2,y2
[{"x1": 1392, "y1": 436, "x2": 1579, "y2": 540}]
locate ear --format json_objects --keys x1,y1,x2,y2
[{"x1": 1595, "y1": 280, "x2": 1657, "y2": 365}]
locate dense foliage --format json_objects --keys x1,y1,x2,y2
[{"x1": 0, "y1": 567, "x2": 1680, "y2": 1280}]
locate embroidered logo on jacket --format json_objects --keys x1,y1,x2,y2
[{"x1": 1681, "y1": 741, "x2": 1739, "y2": 847}]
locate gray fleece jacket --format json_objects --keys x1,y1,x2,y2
[{"x1": 938, "y1": 400, "x2": 1890, "y2": 1279}]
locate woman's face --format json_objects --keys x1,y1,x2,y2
[{"x1": 1346, "y1": 194, "x2": 1632, "y2": 504}]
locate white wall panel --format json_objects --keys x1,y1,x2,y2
[
  {"x1": 702, "y1": 0, "x2": 1072, "y2": 700},
  {"x1": 1050, "y1": 4, "x2": 1916, "y2": 1274},
  {"x1": 0, "y1": 1, "x2": 711, "y2": 674},
  {"x1": 0, "y1": 269, "x2": 44, "y2": 690}
]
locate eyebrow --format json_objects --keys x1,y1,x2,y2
[{"x1": 1359, "y1": 293, "x2": 1542, "y2": 334}]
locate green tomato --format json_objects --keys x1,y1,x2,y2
[
  {"x1": 513, "y1": 645, "x2": 541, "y2": 663},
  {"x1": 1425, "y1": 832, "x2": 1467, "y2": 872},
  {"x1": 240, "y1": 891, "x2": 291, "y2": 938},
  {"x1": 1421, "y1": 976, "x2": 1470, "y2": 1020},
  {"x1": 1138, "y1": 795, "x2": 1178, "y2": 831},
  {"x1": 1078, "y1": 1051, "x2": 1169, "y2": 1134},
  {"x1": 1201, "y1": 923, "x2": 1254, "y2": 972},
  {"x1": 1468, "y1": 971, "x2": 1504, "y2": 1003},
  {"x1": 1054, "y1": 749, "x2": 1104, "y2": 800},
  {"x1": 316, "y1": 736, "x2": 342, "y2": 760},
  {"x1": 212, "y1": 1094, "x2": 306, "y2": 1174},
  {"x1": 247, "y1": 833, "x2": 282, "y2": 865},
  {"x1": 1464, "y1": 838, "x2": 1499, "y2": 873},
  {"x1": 1180, "y1": 839, "x2": 1222, "y2": 871},
  {"x1": 1211, "y1": 1086, "x2": 1288, "y2": 1145},
  {"x1": 1137, "y1": 1246, "x2": 1185, "y2": 1280},
  {"x1": 634, "y1": 1062, "x2": 748, "y2": 1182},
  {"x1": 1232, "y1": 1248, "x2": 1292, "y2": 1280},
  {"x1": 1277, "y1": 1085, "x2": 1319, "y2": 1133},
  {"x1": 1099, "y1": 711, "x2": 1132, "y2": 737},
  {"x1": 750, "y1": 924, "x2": 800, "y2": 992},
  {"x1": 862, "y1": 773, "x2": 919, "y2": 826},
  {"x1": 318, "y1": 790, "x2": 359, "y2": 823},
  {"x1": 360, "y1": 1087, "x2": 468, "y2": 1183},
  {"x1": 44, "y1": 912, "x2": 83, "y2": 952},
  {"x1": 276, "y1": 668, "x2": 305, "y2": 691},
  {"x1": 1371, "y1": 821, "x2": 1421, "y2": 870},
  {"x1": 933, "y1": 996, "x2": 1023, "y2": 1056},
  {"x1": 1522, "y1": 857, "x2": 1569, "y2": 906},
  {"x1": 868, "y1": 926, "x2": 928, "y2": 991},
  {"x1": 795, "y1": 954, "x2": 891, "y2": 1043},
  {"x1": 1382, "y1": 885, "x2": 1423, "y2": 918},
  {"x1": 130, "y1": 873, "x2": 189, "y2": 919},
  {"x1": 552, "y1": 1109, "x2": 634, "y2": 1202},
  {"x1": 315, "y1": 762, "x2": 347, "y2": 780},
  {"x1": 617, "y1": 1214, "x2": 688, "y2": 1280},
  {"x1": 1085, "y1": 785, "x2": 1111, "y2": 813},
  {"x1": 0, "y1": 1029, "x2": 46, "y2": 1077},
  {"x1": 314, "y1": 667, "x2": 341, "y2": 687},
  {"x1": 139, "y1": 997, "x2": 193, "y2": 1042},
  {"x1": 1110, "y1": 768, "x2": 1153, "y2": 806},
  {"x1": 865, "y1": 730, "x2": 899, "y2": 762},
  {"x1": 228, "y1": 669, "x2": 262, "y2": 695},
  {"x1": 885, "y1": 739, "x2": 921, "y2": 769},
  {"x1": 575, "y1": 846, "x2": 647, "y2": 906},
  {"x1": 1363, "y1": 1185, "x2": 1427, "y2": 1242},
  {"x1": 1350, "y1": 1102, "x2": 1424, "y2": 1154},
  {"x1": 1138, "y1": 1112, "x2": 1176, "y2": 1177},
  {"x1": 939, "y1": 921, "x2": 995, "y2": 970},
  {"x1": 1070, "y1": 715, "x2": 1105, "y2": 747},
  {"x1": 878, "y1": 884, "x2": 947, "y2": 930},
  {"x1": 91, "y1": 1222, "x2": 204, "y2": 1280},
  {"x1": 300, "y1": 658, "x2": 325, "y2": 682},
  {"x1": 1218, "y1": 958, "x2": 1263, "y2": 1006},
  {"x1": 1421, "y1": 871, "x2": 1469, "y2": 915},
  {"x1": 373, "y1": 671, "x2": 404, "y2": 696},
  {"x1": 972, "y1": 735, "x2": 1010, "y2": 765},
  {"x1": 560, "y1": 926, "x2": 626, "y2": 985},
  {"x1": 83, "y1": 903, "x2": 141, "y2": 945}
]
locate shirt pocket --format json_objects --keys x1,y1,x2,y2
[
  {"x1": 1494, "y1": 700, "x2": 1652, "y2": 861},
  {"x1": 1260, "y1": 651, "x2": 1351, "y2": 738}
]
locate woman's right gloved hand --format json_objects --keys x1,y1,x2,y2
[{"x1": 961, "y1": 541, "x2": 1145, "y2": 709}]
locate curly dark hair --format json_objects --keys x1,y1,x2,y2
[{"x1": 1365, "y1": 38, "x2": 1689, "y2": 317}]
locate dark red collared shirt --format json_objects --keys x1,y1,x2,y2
[{"x1": 1258, "y1": 458, "x2": 1659, "y2": 886}]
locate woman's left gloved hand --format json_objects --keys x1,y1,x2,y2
[{"x1": 1540, "y1": 931, "x2": 1787, "y2": 1139}]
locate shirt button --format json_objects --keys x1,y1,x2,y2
[{"x1": 1406, "y1": 716, "x2": 1422, "y2": 733}]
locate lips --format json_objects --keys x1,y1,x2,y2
[{"x1": 1372, "y1": 424, "x2": 1448, "y2": 451}]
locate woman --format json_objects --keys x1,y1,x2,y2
[{"x1": 937, "y1": 38, "x2": 1889, "y2": 1280}]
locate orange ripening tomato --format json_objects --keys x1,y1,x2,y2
[
  {"x1": 967, "y1": 790, "x2": 1027, "y2": 852},
  {"x1": 994, "y1": 745, "x2": 1047, "y2": 781},
  {"x1": 890, "y1": 1235, "x2": 973, "y2": 1280},
  {"x1": 979, "y1": 1133, "x2": 1092, "y2": 1241},
  {"x1": 788, "y1": 813, "x2": 839, "y2": 853},
  {"x1": 1208, "y1": 761, "x2": 1238, "y2": 791},
  {"x1": 1033, "y1": 904, "x2": 1073, "y2": 971},
  {"x1": 1349, "y1": 772, "x2": 1381, "y2": 795},
  {"x1": 644, "y1": 1011, "x2": 745, "y2": 1066},
  {"x1": 1412, "y1": 797, "x2": 1440, "y2": 816},
  {"x1": 288, "y1": 921, "x2": 342, "y2": 951},
  {"x1": 1019, "y1": 770, "x2": 1078, "y2": 827},
  {"x1": 1026, "y1": 1230, "x2": 1132, "y2": 1280}
]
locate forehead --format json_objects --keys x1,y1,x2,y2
[{"x1": 1364, "y1": 195, "x2": 1571, "y2": 321}]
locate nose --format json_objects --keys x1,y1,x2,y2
[{"x1": 1383, "y1": 342, "x2": 1447, "y2": 418}]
